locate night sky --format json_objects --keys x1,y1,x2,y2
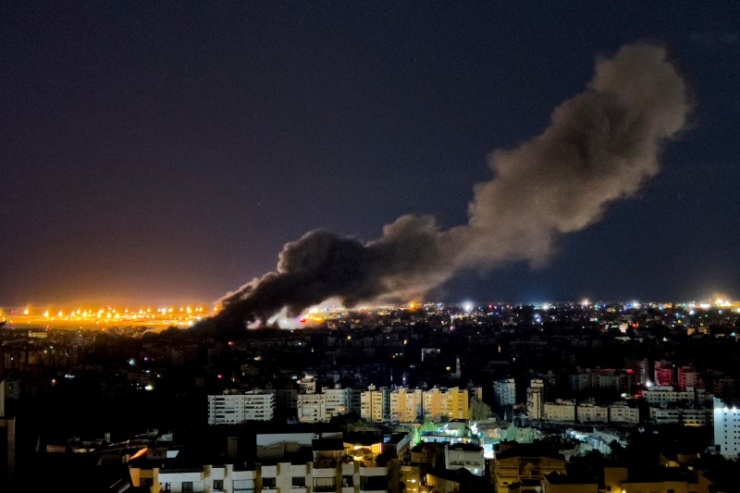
[{"x1": 2, "y1": 1, "x2": 739, "y2": 309}]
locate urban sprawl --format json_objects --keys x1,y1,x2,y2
[{"x1": 1, "y1": 300, "x2": 740, "y2": 492}]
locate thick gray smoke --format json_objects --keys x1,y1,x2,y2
[{"x1": 215, "y1": 41, "x2": 691, "y2": 326}]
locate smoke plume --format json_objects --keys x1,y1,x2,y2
[{"x1": 214, "y1": 41, "x2": 691, "y2": 327}]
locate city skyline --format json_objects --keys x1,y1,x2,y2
[{"x1": 2, "y1": 2, "x2": 739, "y2": 309}]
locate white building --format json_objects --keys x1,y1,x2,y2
[
  {"x1": 445, "y1": 443, "x2": 485, "y2": 476},
  {"x1": 642, "y1": 386, "x2": 706, "y2": 406},
  {"x1": 297, "y1": 375, "x2": 317, "y2": 394},
  {"x1": 608, "y1": 402, "x2": 640, "y2": 425},
  {"x1": 543, "y1": 399, "x2": 576, "y2": 422},
  {"x1": 325, "y1": 386, "x2": 350, "y2": 417},
  {"x1": 577, "y1": 401, "x2": 609, "y2": 423},
  {"x1": 649, "y1": 406, "x2": 681, "y2": 425},
  {"x1": 296, "y1": 393, "x2": 326, "y2": 423},
  {"x1": 297, "y1": 386, "x2": 351, "y2": 423},
  {"x1": 649, "y1": 405, "x2": 711, "y2": 426},
  {"x1": 493, "y1": 378, "x2": 517, "y2": 408},
  {"x1": 207, "y1": 390, "x2": 275, "y2": 425},
  {"x1": 129, "y1": 432, "x2": 396, "y2": 493},
  {"x1": 714, "y1": 397, "x2": 740, "y2": 458}
]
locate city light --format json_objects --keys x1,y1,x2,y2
[{"x1": 0, "y1": 302, "x2": 217, "y2": 330}]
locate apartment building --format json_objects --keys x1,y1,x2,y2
[
  {"x1": 608, "y1": 402, "x2": 640, "y2": 425},
  {"x1": 527, "y1": 379, "x2": 545, "y2": 420},
  {"x1": 360, "y1": 386, "x2": 469, "y2": 424},
  {"x1": 543, "y1": 400, "x2": 576, "y2": 422},
  {"x1": 297, "y1": 386, "x2": 352, "y2": 423},
  {"x1": 389, "y1": 387, "x2": 422, "y2": 423},
  {"x1": 713, "y1": 397, "x2": 740, "y2": 458},
  {"x1": 493, "y1": 378, "x2": 516, "y2": 408},
  {"x1": 207, "y1": 390, "x2": 275, "y2": 425},
  {"x1": 129, "y1": 430, "x2": 411, "y2": 493},
  {"x1": 576, "y1": 401, "x2": 609, "y2": 424}
]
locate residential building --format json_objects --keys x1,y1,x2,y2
[
  {"x1": 361, "y1": 384, "x2": 390, "y2": 423},
  {"x1": 492, "y1": 443, "x2": 566, "y2": 493},
  {"x1": 576, "y1": 401, "x2": 609, "y2": 424},
  {"x1": 297, "y1": 386, "x2": 351, "y2": 423},
  {"x1": 642, "y1": 386, "x2": 710, "y2": 407},
  {"x1": 526, "y1": 379, "x2": 544, "y2": 420},
  {"x1": 422, "y1": 387, "x2": 469, "y2": 421},
  {"x1": 542, "y1": 471, "x2": 598, "y2": 493},
  {"x1": 677, "y1": 366, "x2": 705, "y2": 391},
  {"x1": 608, "y1": 402, "x2": 640, "y2": 425},
  {"x1": 713, "y1": 397, "x2": 740, "y2": 458},
  {"x1": 654, "y1": 360, "x2": 675, "y2": 387},
  {"x1": 603, "y1": 466, "x2": 699, "y2": 493},
  {"x1": 544, "y1": 399, "x2": 576, "y2": 422},
  {"x1": 389, "y1": 387, "x2": 422, "y2": 423},
  {"x1": 128, "y1": 428, "x2": 406, "y2": 493},
  {"x1": 493, "y1": 378, "x2": 516, "y2": 408},
  {"x1": 207, "y1": 390, "x2": 276, "y2": 425},
  {"x1": 444, "y1": 443, "x2": 484, "y2": 476}
]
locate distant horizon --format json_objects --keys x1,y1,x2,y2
[{"x1": 2, "y1": 293, "x2": 737, "y2": 312}]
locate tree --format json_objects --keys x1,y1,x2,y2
[
  {"x1": 421, "y1": 417, "x2": 439, "y2": 434},
  {"x1": 469, "y1": 397, "x2": 494, "y2": 421}
]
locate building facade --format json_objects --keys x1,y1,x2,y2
[{"x1": 207, "y1": 390, "x2": 276, "y2": 425}]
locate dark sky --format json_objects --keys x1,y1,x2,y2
[{"x1": 1, "y1": 1, "x2": 739, "y2": 308}]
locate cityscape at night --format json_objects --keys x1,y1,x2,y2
[{"x1": 2, "y1": 1, "x2": 740, "y2": 493}]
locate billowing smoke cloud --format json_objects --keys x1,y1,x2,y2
[{"x1": 214, "y1": 41, "x2": 692, "y2": 327}]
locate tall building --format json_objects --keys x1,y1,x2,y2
[
  {"x1": 527, "y1": 379, "x2": 545, "y2": 420},
  {"x1": 493, "y1": 378, "x2": 517, "y2": 409},
  {"x1": 323, "y1": 386, "x2": 351, "y2": 419},
  {"x1": 296, "y1": 393, "x2": 326, "y2": 423},
  {"x1": 713, "y1": 397, "x2": 740, "y2": 458},
  {"x1": 677, "y1": 365, "x2": 705, "y2": 391},
  {"x1": 389, "y1": 387, "x2": 423, "y2": 423},
  {"x1": 207, "y1": 390, "x2": 275, "y2": 425},
  {"x1": 360, "y1": 384, "x2": 390, "y2": 422},
  {"x1": 654, "y1": 360, "x2": 675, "y2": 387},
  {"x1": 423, "y1": 387, "x2": 469, "y2": 421},
  {"x1": 361, "y1": 385, "x2": 470, "y2": 423}
]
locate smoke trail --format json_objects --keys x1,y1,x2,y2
[{"x1": 214, "y1": 41, "x2": 691, "y2": 327}]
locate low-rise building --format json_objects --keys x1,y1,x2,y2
[
  {"x1": 492, "y1": 443, "x2": 566, "y2": 493},
  {"x1": 544, "y1": 399, "x2": 576, "y2": 422},
  {"x1": 444, "y1": 443, "x2": 485, "y2": 476},
  {"x1": 608, "y1": 402, "x2": 640, "y2": 425}
]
